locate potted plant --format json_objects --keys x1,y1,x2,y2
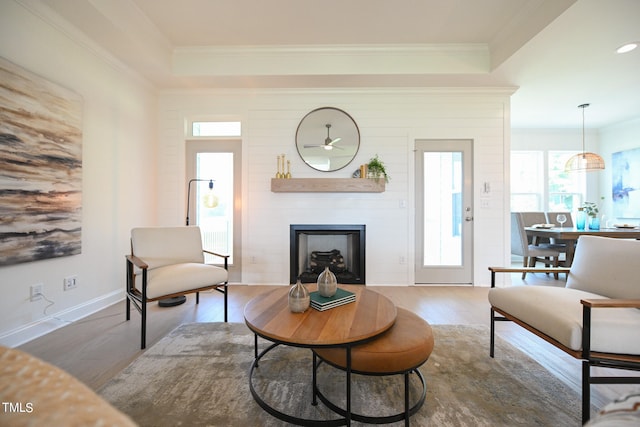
[
  {"x1": 582, "y1": 201, "x2": 600, "y2": 230},
  {"x1": 367, "y1": 154, "x2": 390, "y2": 183},
  {"x1": 583, "y1": 201, "x2": 599, "y2": 217}
]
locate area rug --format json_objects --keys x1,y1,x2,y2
[{"x1": 98, "y1": 323, "x2": 588, "y2": 426}]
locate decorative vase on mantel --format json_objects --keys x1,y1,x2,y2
[
  {"x1": 317, "y1": 266, "x2": 338, "y2": 297},
  {"x1": 288, "y1": 278, "x2": 310, "y2": 313}
]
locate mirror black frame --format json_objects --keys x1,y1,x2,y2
[{"x1": 295, "y1": 107, "x2": 360, "y2": 172}]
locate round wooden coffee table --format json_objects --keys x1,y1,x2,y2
[{"x1": 244, "y1": 284, "x2": 397, "y2": 426}]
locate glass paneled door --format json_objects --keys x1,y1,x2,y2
[
  {"x1": 187, "y1": 140, "x2": 241, "y2": 282},
  {"x1": 415, "y1": 139, "x2": 473, "y2": 284}
]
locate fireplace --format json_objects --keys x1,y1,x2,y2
[{"x1": 290, "y1": 224, "x2": 365, "y2": 285}]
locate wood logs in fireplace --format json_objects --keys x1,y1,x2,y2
[
  {"x1": 299, "y1": 249, "x2": 356, "y2": 283},
  {"x1": 310, "y1": 250, "x2": 345, "y2": 273}
]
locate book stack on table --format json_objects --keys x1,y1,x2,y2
[{"x1": 310, "y1": 288, "x2": 356, "y2": 311}]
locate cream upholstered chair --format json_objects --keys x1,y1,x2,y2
[
  {"x1": 519, "y1": 211, "x2": 547, "y2": 226},
  {"x1": 489, "y1": 235, "x2": 640, "y2": 423},
  {"x1": 126, "y1": 226, "x2": 228, "y2": 349},
  {"x1": 519, "y1": 212, "x2": 569, "y2": 263},
  {"x1": 510, "y1": 212, "x2": 561, "y2": 279},
  {"x1": 518, "y1": 212, "x2": 548, "y2": 244}
]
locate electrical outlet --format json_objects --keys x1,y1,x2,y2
[
  {"x1": 30, "y1": 284, "x2": 43, "y2": 302},
  {"x1": 63, "y1": 275, "x2": 78, "y2": 291}
]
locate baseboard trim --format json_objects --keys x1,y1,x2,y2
[{"x1": 0, "y1": 290, "x2": 124, "y2": 348}]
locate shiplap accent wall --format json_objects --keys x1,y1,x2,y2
[{"x1": 157, "y1": 88, "x2": 513, "y2": 286}]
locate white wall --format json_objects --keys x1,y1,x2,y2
[
  {"x1": 158, "y1": 89, "x2": 512, "y2": 287},
  {"x1": 0, "y1": 1, "x2": 157, "y2": 346}
]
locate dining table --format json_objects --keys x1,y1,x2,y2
[{"x1": 525, "y1": 226, "x2": 640, "y2": 266}]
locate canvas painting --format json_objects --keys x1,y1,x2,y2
[
  {"x1": 0, "y1": 57, "x2": 83, "y2": 266},
  {"x1": 612, "y1": 147, "x2": 640, "y2": 219}
]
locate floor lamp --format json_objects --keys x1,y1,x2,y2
[
  {"x1": 159, "y1": 178, "x2": 215, "y2": 308},
  {"x1": 186, "y1": 179, "x2": 214, "y2": 226}
]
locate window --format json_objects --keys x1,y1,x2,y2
[
  {"x1": 511, "y1": 151, "x2": 543, "y2": 211},
  {"x1": 547, "y1": 151, "x2": 585, "y2": 212},
  {"x1": 192, "y1": 121, "x2": 241, "y2": 137},
  {"x1": 195, "y1": 152, "x2": 234, "y2": 264},
  {"x1": 511, "y1": 150, "x2": 585, "y2": 212}
]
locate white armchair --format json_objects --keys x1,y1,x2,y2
[
  {"x1": 489, "y1": 235, "x2": 640, "y2": 423},
  {"x1": 125, "y1": 226, "x2": 229, "y2": 349}
]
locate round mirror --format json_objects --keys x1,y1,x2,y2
[{"x1": 295, "y1": 107, "x2": 360, "y2": 172}]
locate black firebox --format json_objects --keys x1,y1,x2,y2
[{"x1": 290, "y1": 224, "x2": 365, "y2": 285}]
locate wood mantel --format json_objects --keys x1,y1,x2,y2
[{"x1": 270, "y1": 178, "x2": 385, "y2": 193}]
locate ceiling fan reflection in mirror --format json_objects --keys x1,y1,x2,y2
[
  {"x1": 295, "y1": 106, "x2": 360, "y2": 172},
  {"x1": 304, "y1": 124, "x2": 342, "y2": 150}
]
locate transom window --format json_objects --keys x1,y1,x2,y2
[{"x1": 191, "y1": 121, "x2": 241, "y2": 137}]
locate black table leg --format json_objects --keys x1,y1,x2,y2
[{"x1": 346, "y1": 346, "x2": 351, "y2": 426}]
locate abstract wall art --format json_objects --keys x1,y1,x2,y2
[
  {"x1": 612, "y1": 147, "x2": 640, "y2": 219},
  {"x1": 0, "y1": 57, "x2": 83, "y2": 266}
]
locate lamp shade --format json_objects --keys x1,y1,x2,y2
[
  {"x1": 564, "y1": 152, "x2": 605, "y2": 172},
  {"x1": 564, "y1": 103, "x2": 605, "y2": 172}
]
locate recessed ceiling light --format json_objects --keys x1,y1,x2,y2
[{"x1": 616, "y1": 42, "x2": 638, "y2": 54}]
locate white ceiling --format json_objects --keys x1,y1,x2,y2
[{"x1": 38, "y1": 0, "x2": 640, "y2": 129}]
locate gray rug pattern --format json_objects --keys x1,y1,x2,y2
[{"x1": 98, "y1": 323, "x2": 587, "y2": 426}]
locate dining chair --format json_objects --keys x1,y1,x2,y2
[
  {"x1": 518, "y1": 211, "x2": 568, "y2": 263},
  {"x1": 519, "y1": 212, "x2": 550, "y2": 244},
  {"x1": 511, "y1": 212, "x2": 562, "y2": 279}
]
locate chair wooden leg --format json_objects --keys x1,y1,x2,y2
[
  {"x1": 522, "y1": 257, "x2": 528, "y2": 279},
  {"x1": 523, "y1": 257, "x2": 538, "y2": 279}
]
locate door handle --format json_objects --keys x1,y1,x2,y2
[{"x1": 465, "y1": 216, "x2": 473, "y2": 222}]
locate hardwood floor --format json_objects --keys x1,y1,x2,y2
[{"x1": 17, "y1": 272, "x2": 635, "y2": 410}]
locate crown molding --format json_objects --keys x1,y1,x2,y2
[
  {"x1": 16, "y1": 0, "x2": 159, "y2": 90},
  {"x1": 173, "y1": 44, "x2": 490, "y2": 77}
]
